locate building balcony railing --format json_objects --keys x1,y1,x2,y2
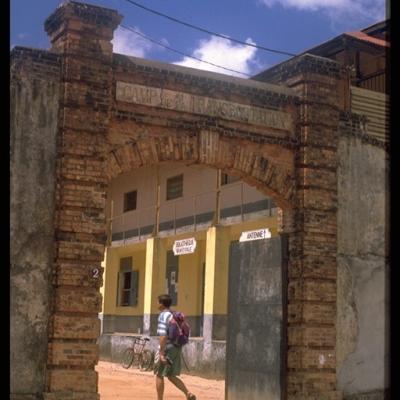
[{"x1": 107, "y1": 181, "x2": 276, "y2": 246}]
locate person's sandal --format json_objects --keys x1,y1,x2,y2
[{"x1": 187, "y1": 394, "x2": 196, "y2": 400}]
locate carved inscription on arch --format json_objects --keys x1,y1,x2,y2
[{"x1": 116, "y1": 81, "x2": 293, "y2": 132}]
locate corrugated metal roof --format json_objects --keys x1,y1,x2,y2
[{"x1": 345, "y1": 31, "x2": 389, "y2": 48}]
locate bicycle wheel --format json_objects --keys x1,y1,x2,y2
[
  {"x1": 121, "y1": 348, "x2": 135, "y2": 369},
  {"x1": 139, "y1": 349, "x2": 154, "y2": 371}
]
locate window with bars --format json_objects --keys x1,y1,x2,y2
[
  {"x1": 123, "y1": 190, "x2": 137, "y2": 212},
  {"x1": 117, "y1": 257, "x2": 139, "y2": 307},
  {"x1": 166, "y1": 174, "x2": 183, "y2": 201}
]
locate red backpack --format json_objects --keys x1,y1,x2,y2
[{"x1": 168, "y1": 311, "x2": 191, "y2": 347}]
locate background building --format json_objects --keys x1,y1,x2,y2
[{"x1": 100, "y1": 162, "x2": 278, "y2": 338}]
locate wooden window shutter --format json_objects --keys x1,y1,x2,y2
[
  {"x1": 129, "y1": 271, "x2": 139, "y2": 306},
  {"x1": 117, "y1": 257, "x2": 133, "y2": 306}
]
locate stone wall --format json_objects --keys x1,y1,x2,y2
[
  {"x1": 10, "y1": 48, "x2": 60, "y2": 399},
  {"x1": 336, "y1": 116, "x2": 389, "y2": 399}
]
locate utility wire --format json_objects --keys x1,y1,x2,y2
[
  {"x1": 120, "y1": 0, "x2": 296, "y2": 57},
  {"x1": 120, "y1": 24, "x2": 252, "y2": 77}
]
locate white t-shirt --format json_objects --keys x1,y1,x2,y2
[{"x1": 157, "y1": 310, "x2": 173, "y2": 351}]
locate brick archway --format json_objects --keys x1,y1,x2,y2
[
  {"x1": 11, "y1": 2, "x2": 345, "y2": 400},
  {"x1": 106, "y1": 130, "x2": 296, "y2": 210}
]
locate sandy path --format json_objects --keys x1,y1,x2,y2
[{"x1": 97, "y1": 361, "x2": 225, "y2": 400}]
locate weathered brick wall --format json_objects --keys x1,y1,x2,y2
[
  {"x1": 108, "y1": 54, "x2": 299, "y2": 209},
  {"x1": 10, "y1": 2, "x2": 360, "y2": 399},
  {"x1": 41, "y1": 3, "x2": 122, "y2": 400},
  {"x1": 106, "y1": 129, "x2": 297, "y2": 206},
  {"x1": 10, "y1": 48, "x2": 60, "y2": 400}
]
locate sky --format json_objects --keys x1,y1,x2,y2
[{"x1": 10, "y1": 0, "x2": 387, "y2": 78}]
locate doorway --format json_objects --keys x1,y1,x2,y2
[{"x1": 226, "y1": 236, "x2": 288, "y2": 400}]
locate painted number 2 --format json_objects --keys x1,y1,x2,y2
[{"x1": 92, "y1": 268, "x2": 100, "y2": 279}]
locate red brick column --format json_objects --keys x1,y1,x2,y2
[
  {"x1": 289, "y1": 56, "x2": 344, "y2": 400},
  {"x1": 262, "y1": 55, "x2": 345, "y2": 399},
  {"x1": 43, "y1": 3, "x2": 122, "y2": 399}
]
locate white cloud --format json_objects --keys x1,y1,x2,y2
[
  {"x1": 112, "y1": 27, "x2": 153, "y2": 58},
  {"x1": 262, "y1": 0, "x2": 347, "y2": 10},
  {"x1": 260, "y1": 0, "x2": 386, "y2": 22},
  {"x1": 173, "y1": 36, "x2": 259, "y2": 78},
  {"x1": 160, "y1": 38, "x2": 170, "y2": 47}
]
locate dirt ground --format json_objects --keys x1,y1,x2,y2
[{"x1": 97, "y1": 361, "x2": 225, "y2": 400}]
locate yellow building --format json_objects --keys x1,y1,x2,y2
[{"x1": 101, "y1": 162, "x2": 278, "y2": 340}]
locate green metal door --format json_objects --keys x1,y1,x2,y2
[{"x1": 226, "y1": 236, "x2": 288, "y2": 400}]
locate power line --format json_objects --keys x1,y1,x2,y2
[
  {"x1": 120, "y1": 0, "x2": 297, "y2": 57},
  {"x1": 120, "y1": 24, "x2": 252, "y2": 77}
]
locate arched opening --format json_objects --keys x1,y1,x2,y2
[
  {"x1": 101, "y1": 161, "x2": 281, "y2": 329},
  {"x1": 98, "y1": 139, "x2": 293, "y2": 397}
]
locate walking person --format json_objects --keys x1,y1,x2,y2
[{"x1": 154, "y1": 294, "x2": 196, "y2": 400}]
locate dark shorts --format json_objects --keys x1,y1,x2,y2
[{"x1": 154, "y1": 345, "x2": 182, "y2": 377}]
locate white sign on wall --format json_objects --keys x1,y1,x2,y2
[
  {"x1": 239, "y1": 228, "x2": 271, "y2": 242},
  {"x1": 173, "y1": 237, "x2": 197, "y2": 255}
]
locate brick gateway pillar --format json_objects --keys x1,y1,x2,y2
[
  {"x1": 39, "y1": 2, "x2": 345, "y2": 399},
  {"x1": 265, "y1": 56, "x2": 344, "y2": 400},
  {"x1": 43, "y1": 3, "x2": 121, "y2": 399}
]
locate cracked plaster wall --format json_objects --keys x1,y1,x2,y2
[
  {"x1": 10, "y1": 72, "x2": 59, "y2": 397},
  {"x1": 337, "y1": 135, "x2": 389, "y2": 399}
]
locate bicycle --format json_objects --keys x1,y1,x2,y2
[{"x1": 121, "y1": 336, "x2": 155, "y2": 371}]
